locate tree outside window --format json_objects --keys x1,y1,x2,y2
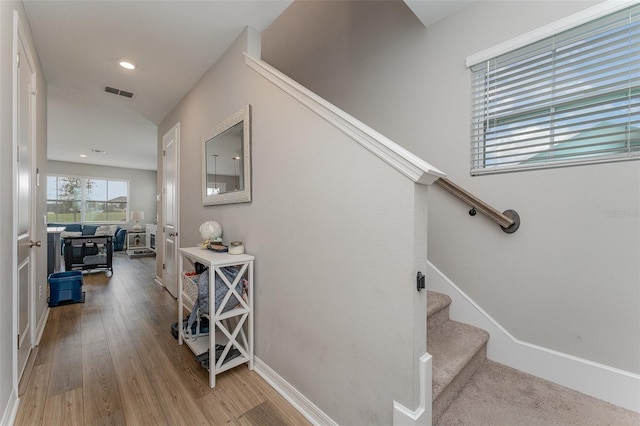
[{"x1": 47, "y1": 175, "x2": 129, "y2": 223}]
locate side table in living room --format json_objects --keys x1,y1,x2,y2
[{"x1": 126, "y1": 231, "x2": 155, "y2": 258}]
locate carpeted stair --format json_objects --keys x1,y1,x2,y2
[
  {"x1": 427, "y1": 290, "x2": 490, "y2": 424},
  {"x1": 427, "y1": 291, "x2": 640, "y2": 425}
]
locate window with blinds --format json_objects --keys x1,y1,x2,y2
[{"x1": 470, "y1": 5, "x2": 639, "y2": 175}]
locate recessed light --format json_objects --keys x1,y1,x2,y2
[
  {"x1": 119, "y1": 60, "x2": 136, "y2": 70},
  {"x1": 79, "y1": 154, "x2": 87, "y2": 158}
]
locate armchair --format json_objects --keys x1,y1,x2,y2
[{"x1": 113, "y1": 228, "x2": 127, "y2": 251}]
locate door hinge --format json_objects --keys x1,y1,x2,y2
[
  {"x1": 16, "y1": 52, "x2": 20, "y2": 68},
  {"x1": 162, "y1": 263, "x2": 165, "y2": 270},
  {"x1": 17, "y1": 147, "x2": 20, "y2": 162},
  {"x1": 163, "y1": 150, "x2": 166, "y2": 157},
  {"x1": 17, "y1": 334, "x2": 20, "y2": 350}
]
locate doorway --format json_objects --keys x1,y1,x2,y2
[{"x1": 162, "y1": 123, "x2": 179, "y2": 298}]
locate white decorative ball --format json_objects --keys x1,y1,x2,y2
[{"x1": 199, "y1": 221, "x2": 222, "y2": 241}]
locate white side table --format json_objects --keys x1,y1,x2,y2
[
  {"x1": 127, "y1": 231, "x2": 154, "y2": 257},
  {"x1": 177, "y1": 247, "x2": 254, "y2": 388}
]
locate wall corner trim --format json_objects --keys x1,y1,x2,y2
[
  {"x1": 243, "y1": 53, "x2": 446, "y2": 186},
  {"x1": 253, "y1": 357, "x2": 338, "y2": 426},
  {"x1": 427, "y1": 260, "x2": 640, "y2": 413},
  {"x1": 393, "y1": 352, "x2": 432, "y2": 426}
]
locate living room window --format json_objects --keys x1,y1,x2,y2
[
  {"x1": 47, "y1": 175, "x2": 129, "y2": 223},
  {"x1": 469, "y1": 4, "x2": 639, "y2": 175}
]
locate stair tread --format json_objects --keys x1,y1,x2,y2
[
  {"x1": 428, "y1": 319, "x2": 490, "y2": 399},
  {"x1": 427, "y1": 291, "x2": 451, "y2": 318}
]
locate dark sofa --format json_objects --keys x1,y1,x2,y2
[{"x1": 48, "y1": 223, "x2": 127, "y2": 251}]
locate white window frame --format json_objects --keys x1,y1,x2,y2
[
  {"x1": 47, "y1": 174, "x2": 130, "y2": 224},
  {"x1": 467, "y1": 1, "x2": 640, "y2": 175}
]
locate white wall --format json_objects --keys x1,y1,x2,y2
[
  {"x1": 262, "y1": 0, "x2": 640, "y2": 375},
  {"x1": 158, "y1": 28, "x2": 429, "y2": 425},
  {"x1": 0, "y1": 1, "x2": 48, "y2": 422},
  {"x1": 47, "y1": 160, "x2": 157, "y2": 229}
]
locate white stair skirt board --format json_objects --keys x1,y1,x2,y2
[
  {"x1": 1, "y1": 390, "x2": 19, "y2": 426},
  {"x1": 253, "y1": 357, "x2": 338, "y2": 426},
  {"x1": 427, "y1": 261, "x2": 640, "y2": 413},
  {"x1": 393, "y1": 353, "x2": 432, "y2": 426}
]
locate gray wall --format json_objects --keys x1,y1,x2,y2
[
  {"x1": 158, "y1": 28, "x2": 429, "y2": 424},
  {"x1": 47, "y1": 160, "x2": 157, "y2": 230},
  {"x1": 0, "y1": 1, "x2": 48, "y2": 420},
  {"x1": 262, "y1": 0, "x2": 640, "y2": 374}
]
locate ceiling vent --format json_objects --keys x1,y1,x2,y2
[{"x1": 104, "y1": 85, "x2": 135, "y2": 99}]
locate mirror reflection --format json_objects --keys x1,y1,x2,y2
[
  {"x1": 202, "y1": 104, "x2": 251, "y2": 205},
  {"x1": 205, "y1": 122, "x2": 244, "y2": 196}
]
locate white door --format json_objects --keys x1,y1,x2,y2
[
  {"x1": 162, "y1": 124, "x2": 179, "y2": 298},
  {"x1": 14, "y1": 12, "x2": 38, "y2": 380}
]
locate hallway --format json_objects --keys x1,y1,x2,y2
[{"x1": 15, "y1": 254, "x2": 309, "y2": 425}]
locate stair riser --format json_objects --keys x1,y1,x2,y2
[
  {"x1": 433, "y1": 342, "x2": 487, "y2": 424},
  {"x1": 427, "y1": 306, "x2": 450, "y2": 331}
]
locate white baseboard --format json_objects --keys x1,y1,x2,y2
[
  {"x1": 154, "y1": 275, "x2": 163, "y2": 287},
  {"x1": 427, "y1": 261, "x2": 640, "y2": 413},
  {"x1": 253, "y1": 357, "x2": 338, "y2": 426},
  {"x1": 1, "y1": 389, "x2": 19, "y2": 426},
  {"x1": 393, "y1": 353, "x2": 432, "y2": 426},
  {"x1": 35, "y1": 306, "x2": 49, "y2": 346}
]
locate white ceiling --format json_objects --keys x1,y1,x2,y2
[
  {"x1": 23, "y1": 0, "x2": 469, "y2": 172},
  {"x1": 23, "y1": 0, "x2": 293, "y2": 171}
]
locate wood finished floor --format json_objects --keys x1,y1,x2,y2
[{"x1": 15, "y1": 253, "x2": 311, "y2": 426}]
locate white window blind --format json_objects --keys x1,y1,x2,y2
[{"x1": 470, "y1": 5, "x2": 640, "y2": 175}]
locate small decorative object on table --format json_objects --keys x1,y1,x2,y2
[
  {"x1": 229, "y1": 241, "x2": 244, "y2": 255},
  {"x1": 199, "y1": 221, "x2": 223, "y2": 248},
  {"x1": 207, "y1": 243, "x2": 228, "y2": 253}
]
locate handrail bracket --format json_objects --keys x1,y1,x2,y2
[
  {"x1": 500, "y1": 209, "x2": 520, "y2": 234},
  {"x1": 435, "y1": 178, "x2": 520, "y2": 234}
]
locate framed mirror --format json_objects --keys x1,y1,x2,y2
[{"x1": 202, "y1": 105, "x2": 251, "y2": 205}]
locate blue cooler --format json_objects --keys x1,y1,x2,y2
[{"x1": 48, "y1": 271, "x2": 84, "y2": 307}]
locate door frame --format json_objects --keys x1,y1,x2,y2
[{"x1": 162, "y1": 123, "x2": 180, "y2": 297}]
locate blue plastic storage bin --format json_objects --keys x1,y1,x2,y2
[{"x1": 48, "y1": 270, "x2": 84, "y2": 307}]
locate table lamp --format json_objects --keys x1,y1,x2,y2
[{"x1": 131, "y1": 210, "x2": 144, "y2": 231}]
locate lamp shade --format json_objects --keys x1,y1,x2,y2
[{"x1": 131, "y1": 211, "x2": 144, "y2": 231}]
